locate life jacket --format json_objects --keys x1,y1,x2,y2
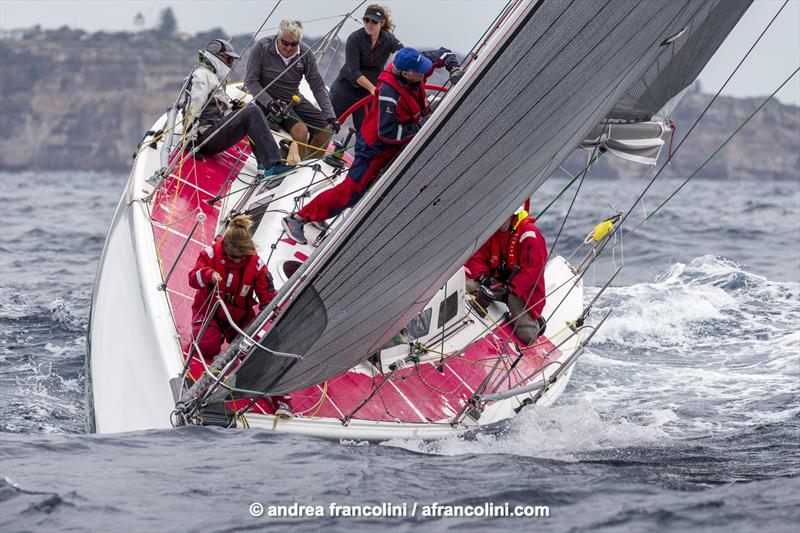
[
  {"x1": 360, "y1": 64, "x2": 429, "y2": 146},
  {"x1": 490, "y1": 214, "x2": 538, "y2": 272},
  {"x1": 209, "y1": 236, "x2": 260, "y2": 309}
]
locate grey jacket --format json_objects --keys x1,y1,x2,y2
[{"x1": 244, "y1": 36, "x2": 335, "y2": 119}]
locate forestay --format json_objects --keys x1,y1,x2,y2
[{"x1": 233, "y1": 0, "x2": 752, "y2": 395}]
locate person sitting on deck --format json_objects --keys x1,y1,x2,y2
[
  {"x1": 187, "y1": 215, "x2": 292, "y2": 417},
  {"x1": 281, "y1": 46, "x2": 462, "y2": 245},
  {"x1": 245, "y1": 20, "x2": 340, "y2": 160},
  {"x1": 464, "y1": 209, "x2": 548, "y2": 345},
  {"x1": 187, "y1": 39, "x2": 293, "y2": 179}
]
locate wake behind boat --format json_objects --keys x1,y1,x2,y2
[{"x1": 86, "y1": 0, "x2": 752, "y2": 439}]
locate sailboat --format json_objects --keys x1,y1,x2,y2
[{"x1": 87, "y1": 0, "x2": 752, "y2": 439}]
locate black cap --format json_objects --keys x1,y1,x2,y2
[{"x1": 363, "y1": 8, "x2": 384, "y2": 22}]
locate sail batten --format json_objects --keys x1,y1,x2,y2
[{"x1": 232, "y1": 0, "x2": 751, "y2": 394}]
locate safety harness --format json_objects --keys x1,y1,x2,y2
[
  {"x1": 490, "y1": 210, "x2": 534, "y2": 271},
  {"x1": 207, "y1": 237, "x2": 259, "y2": 309}
]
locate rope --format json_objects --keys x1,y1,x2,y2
[
  {"x1": 643, "y1": 65, "x2": 800, "y2": 222},
  {"x1": 170, "y1": 4, "x2": 368, "y2": 172},
  {"x1": 608, "y1": 0, "x2": 792, "y2": 240},
  {"x1": 536, "y1": 151, "x2": 602, "y2": 219},
  {"x1": 507, "y1": 1, "x2": 794, "y2": 333}
]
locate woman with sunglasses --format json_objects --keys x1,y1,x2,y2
[
  {"x1": 330, "y1": 5, "x2": 403, "y2": 132},
  {"x1": 188, "y1": 215, "x2": 276, "y2": 362},
  {"x1": 187, "y1": 215, "x2": 292, "y2": 417},
  {"x1": 245, "y1": 20, "x2": 338, "y2": 160}
]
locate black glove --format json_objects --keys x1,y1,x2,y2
[
  {"x1": 479, "y1": 277, "x2": 509, "y2": 303},
  {"x1": 230, "y1": 99, "x2": 245, "y2": 109},
  {"x1": 268, "y1": 99, "x2": 290, "y2": 117},
  {"x1": 326, "y1": 117, "x2": 341, "y2": 134},
  {"x1": 448, "y1": 69, "x2": 464, "y2": 85}
]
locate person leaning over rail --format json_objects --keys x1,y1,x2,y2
[
  {"x1": 245, "y1": 20, "x2": 340, "y2": 160},
  {"x1": 187, "y1": 215, "x2": 292, "y2": 417},
  {"x1": 281, "y1": 47, "x2": 461, "y2": 245},
  {"x1": 187, "y1": 39, "x2": 293, "y2": 179},
  {"x1": 330, "y1": 4, "x2": 404, "y2": 132},
  {"x1": 464, "y1": 209, "x2": 548, "y2": 345}
]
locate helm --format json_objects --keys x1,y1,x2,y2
[{"x1": 206, "y1": 39, "x2": 240, "y2": 60}]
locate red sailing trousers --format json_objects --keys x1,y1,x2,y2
[{"x1": 297, "y1": 142, "x2": 400, "y2": 222}]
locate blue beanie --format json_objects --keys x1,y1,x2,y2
[{"x1": 394, "y1": 48, "x2": 432, "y2": 74}]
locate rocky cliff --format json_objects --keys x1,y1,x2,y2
[{"x1": 1, "y1": 30, "x2": 798, "y2": 179}]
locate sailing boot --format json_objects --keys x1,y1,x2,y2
[
  {"x1": 262, "y1": 162, "x2": 295, "y2": 178},
  {"x1": 281, "y1": 215, "x2": 307, "y2": 245}
]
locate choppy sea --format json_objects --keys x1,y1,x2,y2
[{"x1": 1, "y1": 169, "x2": 798, "y2": 532}]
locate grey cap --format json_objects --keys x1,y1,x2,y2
[{"x1": 206, "y1": 39, "x2": 240, "y2": 59}]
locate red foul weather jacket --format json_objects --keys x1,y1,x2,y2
[
  {"x1": 188, "y1": 237, "x2": 276, "y2": 327},
  {"x1": 465, "y1": 217, "x2": 548, "y2": 318},
  {"x1": 360, "y1": 48, "x2": 457, "y2": 147}
]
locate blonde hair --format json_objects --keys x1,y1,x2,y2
[
  {"x1": 368, "y1": 4, "x2": 394, "y2": 34},
  {"x1": 279, "y1": 19, "x2": 303, "y2": 41},
  {"x1": 223, "y1": 215, "x2": 257, "y2": 255}
]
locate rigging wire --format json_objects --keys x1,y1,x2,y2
[
  {"x1": 611, "y1": 0, "x2": 791, "y2": 238},
  {"x1": 181, "y1": 1, "x2": 791, "y2": 425},
  {"x1": 640, "y1": 65, "x2": 800, "y2": 224},
  {"x1": 504, "y1": 0, "x2": 795, "y2": 333},
  {"x1": 162, "y1": 4, "x2": 365, "y2": 183}
]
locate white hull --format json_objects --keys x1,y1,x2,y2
[{"x1": 88, "y1": 84, "x2": 586, "y2": 439}]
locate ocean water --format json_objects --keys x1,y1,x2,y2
[{"x1": 1, "y1": 170, "x2": 798, "y2": 532}]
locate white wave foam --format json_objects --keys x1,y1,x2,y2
[
  {"x1": 384, "y1": 401, "x2": 667, "y2": 460},
  {"x1": 569, "y1": 256, "x2": 800, "y2": 438}
]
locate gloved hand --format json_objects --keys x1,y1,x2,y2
[
  {"x1": 230, "y1": 99, "x2": 245, "y2": 110},
  {"x1": 448, "y1": 68, "x2": 464, "y2": 85},
  {"x1": 326, "y1": 117, "x2": 341, "y2": 134},
  {"x1": 419, "y1": 114, "x2": 431, "y2": 128},
  {"x1": 479, "y1": 277, "x2": 509, "y2": 303},
  {"x1": 268, "y1": 99, "x2": 290, "y2": 117}
]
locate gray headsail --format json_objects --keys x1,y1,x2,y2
[
  {"x1": 234, "y1": 0, "x2": 752, "y2": 395},
  {"x1": 608, "y1": 0, "x2": 752, "y2": 122}
]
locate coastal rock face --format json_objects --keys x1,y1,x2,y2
[
  {"x1": 1, "y1": 34, "x2": 798, "y2": 179},
  {"x1": 1, "y1": 37, "x2": 199, "y2": 172}
]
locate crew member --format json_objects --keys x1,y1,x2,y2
[
  {"x1": 188, "y1": 39, "x2": 292, "y2": 178},
  {"x1": 281, "y1": 46, "x2": 461, "y2": 244},
  {"x1": 465, "y1": 209, "x2": 548, "y2": 345},
  {"x1": 187, "y1": 215, "x2": 291, "y2": 417},
  {"x1": 330, "y1": 4, "x2": 404, "y2": 132},
  {"x1": 245, "y1": 20, "x2": 340, "y2": 160}
]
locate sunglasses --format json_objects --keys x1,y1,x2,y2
[
  {"x1": 362, "y1": 18, "x2": 380, "y2": 25},
  {"x1": 225, "y1": 250, "x2": 246, "y2": 260},
  {"x1": 280, "y1": 38, "x2": 299, "y2": 48}
]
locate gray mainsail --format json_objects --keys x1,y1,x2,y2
[{"x1": 233, "y1": 0, "x2": 752, "y2": 395}]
